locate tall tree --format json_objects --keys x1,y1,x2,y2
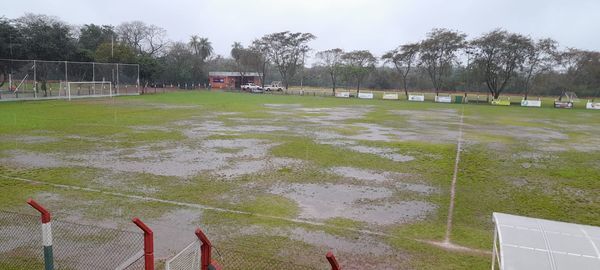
[
  {"x1": 316, "y1": 48, "x2": 344, "y2": 94},
  {"x1": 116, "y1": 21, "x2": 167, "y2": 57},
  {"x1": 189, "y1": 36, "x2": 213, "y2": 61},
  {"x1": 382, "y1": 43, "x2": 420, "y2": 99},
  {"x1": 160, "y1": 42, "x2": 195, "y2": 84},
  {"x1": 255, "y1": 31, "x2": 315, "y2": 89},
  {"x1": 418, "y1": 28, "x2": 466, "y2": 95},
  {"x1": 188, "y1": 35, "x2": 213, "y2": 84},
  {"x1": 249, "y1": 40, "x2": 270, "y2": 88},
  {"x1": 95, "y1": 42, "x2": 136, "y2": 63},
  {"x1": 558, "y1": 49, "x2": 600, "y2": 97},
  {"x1": 522, "y1": 38, "x2": 558, "y2": 99},
  {"x1": 14, "y1": 14, "x2": 78, "y2": 96},
  {"x1": 78, "y1": 24, "x2": 115, "y2": 58},
  {"x1": 341, "y1": 50, "x2": 377, "y2": 93},
  {"x1": 231, "y1": 41, "x2": 247, "y2": 85},
  {"x1": 471, "y1": 29, "x2": 532, "y2": 99},
  {"x1": 14, "y1": 13, "x2": 77, "y2": 61},
  {"x1": 0, "y1": 17, "x2": 21, "y2": 88},
  {"x1": 116, "y1": 21, "x2": 147, "y2": 54}
]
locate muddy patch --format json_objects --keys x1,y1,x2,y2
[{"x1": 270, "y1": 183, "x2": 435, "y2": 225}]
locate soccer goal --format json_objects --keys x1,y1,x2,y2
[{"x1": 66, "y1": 81, "x2": 113, "y2": 100}]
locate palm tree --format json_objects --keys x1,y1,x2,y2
[
  {"x1": 189, "y1": 35, "x2": 201, "y2": 56},
  {"x1": 189, "y1": 36, "x2": 213, "y2": 61},
  {"x1": 198, "y1": 38, "x2": 213, "y2": 61}
]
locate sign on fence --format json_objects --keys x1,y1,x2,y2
[
  {"x1": 554, "y1": 101, "x2": 573, "y2": 109},
  {"x1": 382, "y1": 93, "x2": 399, "y2": 100},
  {"x1": 521, "y1": 99, "x2": 542, "y2": 107},
  {"x1": 335, "y1": 91, "x2": 350, "y2": 98},
  {"x1": 358, "y1": 92, "x2": 373, "y2": 99},
  {"x1": 491, "y1": 99, "x2": 510, "y2": 106},
  {"x1": 586, "y1": 101, "x2": 600, "y2": 110},
  {"x1": 434, "y1": 95, "x2": 452, "y2": 103},
  {"x1": 408, "y1": 94, "x2": 425, "y2": 102}
]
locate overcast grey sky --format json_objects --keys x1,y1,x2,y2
[{"x1": 4, "y1": 0, "x2": 600, "y2": 58}]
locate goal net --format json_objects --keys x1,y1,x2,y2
[{"x1": 66, "y1": 81, "x2": 113, "y2": 99}]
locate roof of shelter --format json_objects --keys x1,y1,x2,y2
[
  {"x1": 493, "y1": 212, "x2": 600, "y2": 270},
  {"x1": 208, "y1": 72, "x2": 261, "y2": 77}
]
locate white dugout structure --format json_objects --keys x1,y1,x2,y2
[
  {"x1": 492, "y1": 212, "x2": 600, "y2": 270},
  {"x1": 0, "y1": 59, "x2": 139, "y2": 101}
]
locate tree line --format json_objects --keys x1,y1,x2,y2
[{"x1": 1, "y1": 13, "x2": 599, "y2": 98}]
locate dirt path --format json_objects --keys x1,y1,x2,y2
[{"x1": 444, "y1": 106, "x2": 465, "y2": 243}]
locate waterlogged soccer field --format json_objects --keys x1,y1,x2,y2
[{"x1": 1, "y1": 91, "x2": 599, "y2": 269}]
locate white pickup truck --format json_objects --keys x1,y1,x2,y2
[
  {"x1": 264, "y1": 81, "x2": 283, "y2": 91},
  {"x1": 241, "y1": 83, "x2": 262, "y2": 92}
]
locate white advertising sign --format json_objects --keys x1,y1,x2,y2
[
  {"x1": 382, "y1": 93, "x2": 399, "y2": 100},
  {"x1": 521, "y1": 100, "x2": 542, "y2": 107},
  {"x1": 358, "y1": 92, "x2": 374, "y2": 99},
  {"x1": 408, "y1": 94, "x2": 425, "y2": 102},
  {"x1": 587, "y1": 102, "x2": 600, "y2": 110},
  {"x1": 335, "y1": 91, "x2": 350, "y2": 98},
  {"x1": 435, "y1": 96, "x2": 452, "y2": 103}
]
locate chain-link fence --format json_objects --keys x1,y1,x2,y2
[
  {"x1": 0, "y1": 59, "x2": 139, "y2": 101},
  {"x1": 0, "y1": 210, "x2": 144, "y2": 270},
  {"x1": 214, "y1": 247, "x2": 318, "y2": 270},
  {"x1": 165, "y1": 240, "x2": 201, "y2": 270}
]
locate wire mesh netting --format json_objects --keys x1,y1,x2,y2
[
  {"x1": 165, "y1": 240, "x2": 201, "y2": 270},
  {"x1": 214, "y1": 247, "x2": 318, "y2": 270},
  {"x1": 0, "y1": 59, "x2": 139, "y2": 101},
  {"x1": 0, "y1": 210, "x2": 144, "y2": 270}
]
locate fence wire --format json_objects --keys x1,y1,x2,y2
[
  {"x1": 0, "y1": 59, "x2": 139, "y2": 101},
  {"x1": 214, "y1": 247, "x2": 318, "y2": 270},
  {"x1": 0, "y1": 210, "x2": 144, "y2": 270},
  {"x1": 0, "y1": 211, "x2": 43, "y2": 269},
  {"x1": 165, "y1": 240, "x2": 201, "y2": 270}
]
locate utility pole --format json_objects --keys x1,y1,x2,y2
[
  {"x1": 300, "y1": 52, "x2": 306, "y2": 90},
  {"x1": 111, "y1": 34, "x2": 114, "y2": 59}
]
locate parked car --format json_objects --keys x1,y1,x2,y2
[
  {"x1": 264, "y1": 81, "x2": 283, "y2": 91},
  {"x1": 241, "y1": 83, "x2": 262, "y2": 91}
]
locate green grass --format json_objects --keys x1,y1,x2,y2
[{"x1": 1, "y1": 90, "x2": 598, "y2": 269}]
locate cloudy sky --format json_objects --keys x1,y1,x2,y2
[{"x1": 4, "y1": 0, "x2": 600, "y2": 58}]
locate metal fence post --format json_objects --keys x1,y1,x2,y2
[
  {"x1": 132, "y1": 218, "x2": 154, "y2": 270},
  {"x1": 326, "y1": 251, "x2": 341, "y2": 270},
  {"x1": 27, "y1": 199, "x2": 53, "y2": 270},
  {"x1": 195, "y1": 228, "x2": 213, "y2": 270}
]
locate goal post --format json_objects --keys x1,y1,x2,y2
[{"x1": 66, "y1": 81, "x2": 113, "y2": 100}]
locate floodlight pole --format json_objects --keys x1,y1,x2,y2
[
  {"x1": 92, "y1": 62, "x2": 96, "y2": 95},
  {"x1": 116, "y1": 64, "x2": 120, "y2": 95},
  {"x1": 65, "y1": 61, "x2": 69, "y2": 101},
  {"x1": 33, "y1": 60, "x2": 37, "y2": 98},
  {"x1": 27, "y1": 199, "x2": 54, "y2": 270}
]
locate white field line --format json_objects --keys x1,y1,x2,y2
[
  {"x1": 444, "y1": 107, "x2": 465, "y2": 243},
  {"x1": 0, "y1": 174, "x2": 391, "y2": 238}
]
